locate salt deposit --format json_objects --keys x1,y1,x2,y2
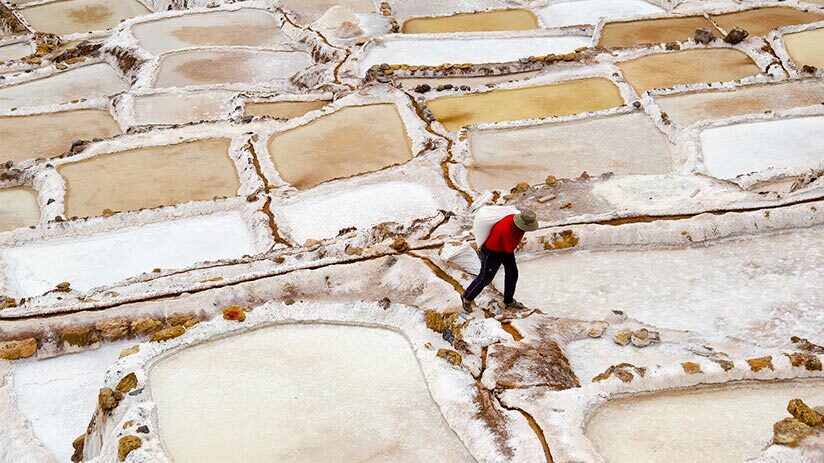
[
  {"x1": 131, "y1": 91, "x2": 236, "y2": 126},
  {"x1": 17, "y1": 0, "x2": 149, "y2": 35},
  {"x1": 0, "y1": 187, "x2": 39, "y2": 232},
  {"x1": 0, "y1": 63, "x2": 128, "y2": 110},
  {"x1": 0, "y1": 42, "x2": 30, "y2": 62},
  {"x1": 537, "y1": 0, "x2": 665, "y2": 28}
]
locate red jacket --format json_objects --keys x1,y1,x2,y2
[{"x1": 484, "y1": 214, "x2": 524, "y2": 253}]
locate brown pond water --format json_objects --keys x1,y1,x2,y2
[
  {"x1": 58, "y1": 139, "x2": 239, "y2": 218},
  {"x1": 467, "y1": 111, "x2": 671, "y2": 190},
  {"x1": 18, "y1": 0, "x2": 150, "y2": 35},
  {"x1": 598, "y1": 16, "x2": 717, "y2": 48},
  {"x1": 402, "y1": 9, "x2": 539, "y2": 34},
  {"x1": 397, "y1": 71, "x2": 539, "y2": 89},
  {"x1": 0, "y1": 109, "x2": 122, "y2": 163},
  {"x1": 783, "y1": 27, "x2": 824, "y2": 69},
  {"x1": 654, "y1": 80, "x2": 824, "y2": 127},
  {"x1": 426, "y1": 78, "x2": 624, "y2": 131},
  {"x1": 710, "y1": 7, "x2": 824, "y2": 37},
  {"x1": 153, "y1": 49, "x2": 313, "y2": 88},
  {"x1": 0, "y1": 187, "x2": 39, "y2": 232},
  {"x1": 279, "y1": 0, "x2": 376, "y2": 24},
  {"x1": 619, "y1": 49, "x2": 762, "y2": 94},
  {"x1": 267, "y1": 104, "x2": 412, "y2": 189},
  {"x1": 245, "y1": 100, "x2": 329, "y2": 119}
]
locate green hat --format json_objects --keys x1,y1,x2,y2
[{"x1": 514, "y1": 209, "x2": 538, "y2": 232}]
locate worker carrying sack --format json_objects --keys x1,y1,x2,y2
[{"x1": 472, "y1": 205, "x2": 519, "y2": 248}]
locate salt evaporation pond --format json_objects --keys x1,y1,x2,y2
[
  {"x1": 467, "y1": 111, "x2": 671, "y2": 190},
  {"x1": 654, "y1": 80, "x2": 824, "y2": 127},
  {"x1": 710, "y1": 6, "x2": 824, "y2": 37},
  {"x1": 0, "y1": 109, "x2": 122, "y2": 163},
  {"x1": 586, "y1": 381, "x2": 824, "y2": 463},
  {"x1": 0, "y1": 42, "x2": 31, "y2": 62},
  {"x1": 402, "y1": 9, "x2": 538, "y2": 34},
  {"x1": 700, "y1": 115, "x2": 824, "y2": 179},
  {"x1": 11, "y1": 342, "x2": 130, "y2": 463},
  {"x1": 149, "y1": 324, "x2": 475, "y2": 463},
  {"x1": 618, "y1": 49, "x2": 761, "y2": 94},
  {"x1": 537, "y1": 0, "x2": 663, "y2": 28},
  {"x1": 427, "y1": 78, "x2": 623, "y2": 131},
  {"x1": 0, "y1": 211, "x2": 256, "y2": 297},
  {"x1": 132, "y1": 9, "x2": 286, "y2": 55},
  {"x1": 131, "y1": 91, "x2": 236, "y2": 126},
  {"x1": 0, "y1": 187, "x2": 39, "y2": 232},
  {"x1": 598, "y1": 16, "x2": 716, "y2": 49},
  {"x1": 397, "y1": 70, "x2": 539, "y2": 89},
  {"x1": 245, "y1": 100, "x2": 329, "y2": 119},
  {"x1": 280, "y1": 0, "x2": 376, "y2": 24},
  {"x1": 0, "y1": 63, "x2": 128, "y2": 110},
  {"x1": 501, "y1": 227, "x2": 824, "y2": 345},
  {"x1": 783, "y1": 27, "x2": 824, "y2": 69},
  {"x1": 358, "y1": 36, "x2": 591, "y2": 75},
  {"x1": 17, "y1": 0, "x2": 150, "y2": 35},
  {"x1": 152, "y1": 49, "x2": 313, "y2": 88},
  {"x1": 59, "y1": 138, "x2": 239, "y2": 218},
  {"x1": 279, "y1": 181, "x2": 439, "y2": 242},
  {"x1": 267, "y1": 104, "x2": 412, "y2": 189}
]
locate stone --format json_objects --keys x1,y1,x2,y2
[
  {"x1": 791, "y1": 336, "x2": 824, "y2": 354},
  {"x1": 682, "y1": 362, "x2": 702, "y2": 375},
  {"x1": 55, "y1": 281, "x2": 71, "y2": 292},
  {"x1": 511, "y1": 182, "x2": 530, "y2": 193},
  {"x1": 303, "y1": 239, "x2": 322, "y2": 248},
  {"x1": 71, "y1": 435, "x2": 85, "y2": 462},
  {"x1": 136, "y1": 425, "x2": 149, "y2": 434},
  {"x1": 613, "y1": 330, "x2": 632, "y2": 346},
  {"x1": 486, "y1": 341, "x2": 580, "y2": 390},
  {"x1": 414, "y1": 84, "x2": 431, "y2": 93},
  {"x1": 587, "y1": 321, "x2": 608, "y2": 338},
  {"x1": 167, "y1": 313, "x2": 198, "y2": 328},
  {"x1": 150, "y1": 325, "x2": 185, "y2": 342},
  {"x1": 545, "y1": 175, "x2": 557, "y2": 187},
  {"x1": 130, "y1": 318, "x2": 163, "y2": 336},
  {"x1": 630, "y1": 328, "x2": 657, "y2": 348},
  {"x1": 788, "y1": 399, "x2": 824, "y2": 427},
  {"x1": 724, "y1": 27, "x2": 749, "y2": 45},
  {"x1": 786, "y1": 353, "x2": 822, "y2": 371},
  {"x1": 98, "y1": 387, "x2": 122, "y2": 411},
  {"x1": 119, "y1": 345, "x2": 139, "y2": 359},
  {"x1": 116, "y1": 373, "x2": 139, "y2": 394},
  {"x1": 593, "y1": 363, "x2": 646, "y2": 383},
  {"x1": 0, "y1": 338, "x2": 37, "y2": 360},
  {"x1": 747, "y1": 356, "x2": 774, "y2": 372},
  {"x1": 773, "y1": 417, "x2": 812, "y2": 446},
  {"x1": 118, "y1": 435, "x2": 141, "y2": 461},
  {"x1": 693, "y1": 28, "x2": 715, "y2": 44},
  {"x1": 61, "y1": 326, "x2": 98, "y2": 347},
  {"x1": 223, "y1": 306, "x2": 246, "y2": 322},
  {"x1": 437, "y1": 349, "x2": 462, "y2": 366},
  {"x1": 390, "y1": 236, "x2": 409, "y2": 252},
  {"x1": 95, "y1": 319, "x2": 129, "y2": 342}
]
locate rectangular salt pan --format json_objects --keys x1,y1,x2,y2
[
  {"x1": 153, "y1": 49, "x2": 313, "y2": 88},
  {"x1": 0, "y1": 63, "x2": 128, "y2": 110},
  {"x1": 0, "y1": 211, "x2": 256, "y2": 297},
  {"x1": 537, "y1": 0, "x2": 664, "y2": 28},
  {"x1": 132, "y1": 91, "x2": 236, "y2": 126},
  {"x1": 17, "y1": 0, "x2": 150, "y2": 35}
]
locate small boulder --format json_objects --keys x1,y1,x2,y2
[
  {"x1": 786, "y1": 352, "x2": 822, "y2": 371},
  {"x1": 71, "y1": 435, "x2": 85, "y2": 462},
  {"x1": 0, "y1": 338, "x2": 37, "y2": 360},
  {"x1": 61, "y1": 327, "x2": 98, "y2": 347},
  {"x1": 414, "y1": 84, "x2": 431, "y2": 93},
  {"x1": 693, "y1": 28, "x2": 715, "y2": 44},
  {"x1": 130, "y1": 318, "x2": 162, "y2": 336},
  {"x1": 747, "y1": 356, "x2": 774, "y2": 372},
  {"x1": 788, "y1": 399, "x2": 824, "y2": 427},
  {"x1": 167, "y1": 313, "x2": 198, "y2": 328},
  {"x1": 682, "y1": 362, "x2": 703, "y2": 375},
  {"x1": 98, "y1": 387, "x2": 122, "y2": 411},
  {"x1": 223, "y1": 306, "x2": 246, "y2": 322},
  {"x1": 118, "y1": 435, "x2": 141, "y2": 461},
  {"x1": 390, "y1": 236, "x2": 409, "y2": 252},
  {"x1": 95, "y1": 319, "x2": 129, "y2": 342},
  {"x1": 773, "y1": 417, "x2": 812, "y2": 446},
  {"x1": 613, "y1": 330, "x2": 632, "y2": 346},
  {"x1": 436, "y1": 349, "x2": 462, "y2": 366},
  {"x1": 724, "y1": 27, "x2": 749, "y2": 44},
  {"x1": 150, "y1": 326, "x2": 185, "y2": 342},
  {"x1": 119, "y1": 345, "x2": 139, "y2": 359},
  {"x1": 116, "y1": 373, "x2": 139, "y2": 394}
]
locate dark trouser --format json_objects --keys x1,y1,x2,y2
[{"x1": 463, "y1": 246, "x2": 518, "y2": 304}]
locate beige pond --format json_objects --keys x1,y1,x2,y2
[
  {"x1": 279, "y1": 0, "x2": 376, "y2": 24},
  {"x1": 426, "y1": 78, "x2": 624, "y2": 131},
  {"x1": 467, "y1": 112, "x2": 671, "y2": 190},
  {"x1": 783, "y1": 27, "x2": 824, "y2": 69},
  {"x1": 587, "y1": 381, "x2": 824, "y2": 463},
  {"x1": 132, "y1": 9, "x2": 285, "y2": 55},
  {"x1": 0, "y1": 109, "x2": 121, "y2": 163},
  {"x1": 0, "y1": 63, "x2": 129, "y2": 110},
  {"x1": 268, "y1": 104, "x2": 412, "y2": 189},
  {"x1": 0, "y1": 42, "x2": 31, "y2": 62},
  {"x1": 710, "y1": 7, "x2": 824, "y2": 37},
  {"x1": 132, "y1": 91, "x2": 236, "y2": 126},
  {"x1": 397, "y1": 71, "x2": 539, "y2": 89},
  {"x1": 245, "y1": 100, "x2": 329, "y2": 119},
  {"x1": 598, "y1": 16, "x2": 717, "y2": 48},
  {"x1": 58, "y1": 139, "x2": 239, "y2": 218},
  {"x1": 0, "y1": 187, "x2": 39, "y2": 232},
  {"x1": 619, "y1": 49, "x2": 762, "y2": 94},
  {"x1": 150, "y1": 325, "x2": 475, "y2": 463},
  {"x1": 654, "y1": 79, "x2": 824, "y2": 127},
  {"x1": 18, "y1": 0, "x2": 150, "y2": 35},
  {"x1": 403, "y1": 9, "x2": 539, "y2": 34},
  {"x1": 153, "y1": 49, "x2": 313, "y2": 88}
]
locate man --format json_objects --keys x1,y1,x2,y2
[{"x1": 462, "y1": 209, "x2": 538, "y2": 313}]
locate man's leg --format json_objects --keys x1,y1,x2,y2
[
  {"x1": 501, "y1": 252, "x2": 519, "y2": 305},
  {"x1": 463, "y1": 247, "x2": 503, "y2": 302}
]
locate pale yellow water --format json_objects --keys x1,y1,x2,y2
[
  {"x1": 267, "y1": 104, "x2": 413, "y2": 189},
  {"x1": 426, "y1": 78, "x2": 624, "y2": 131},
  {"x1": 619, "y1": 49, "x2": 762, "y2": 94},
  {"x1": 587, "y1": 381, "x2": 824, "y2": 463},
  {"x1": 0, "y1": 110, "x2": 122, "y2": 163},
  {"x1": 153, "y1": 49, "x2": 313, "y2": 88},
  {"x1": 397, "y1": 71, "x2": 539, "y2": 89},
  {"x1": 0, "y1": 63, "x2": 128, "y2": 110},
  {"x1": 783, "y1": 27, "x2": 824, "y2": 69},
  {"x1": 710, "y1": 6, "x2": 824, "y2": 36},
  {"x1": 245, "y1": 100, "x2": 329, "y2": 119},
  {"x1": 403, "y1": 9, "x2": 539, "y2": 34},
  {"x1": 58, "y1": 139, "x2": 239, "y2": 218},
  {"x1": 17, "y1": 0, "x2": 150, "y2": 35},
  {"x1": 0, "y1": 187, "x2": 39, "y2": 232},
  {"x1": 654, "y1": 80, "x2": 824, "y2": 127},
  {"x1": 598, "y1": 16, "x2": 718, "y2": 48}
]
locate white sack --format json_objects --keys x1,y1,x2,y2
[{"x1": 472, "y1": 205, "x2": 519, "y2": 248}]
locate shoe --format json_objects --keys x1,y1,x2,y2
[
  {"x1": 505, "y1": 300, "x2": 527, "y2": 311},
  {"x1": 461, "y1": 295, "x2": 474, "y2": 313}
]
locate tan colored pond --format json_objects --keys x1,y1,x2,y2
[
  {"x1": 598, "y1": 16, "x2": 717, "y2": 48},
  {"x1": 467, "y1": 112, "x2": 671, "y2": 190},
  {"x1": 397, "y1": 71, "x2": 539, "y2": 89},
  {"x1": 0, "y1": 42, "x2": 31, "y2": 62},
  {"x1": 245, "y1": 100, "x2": 329, "y2": 119},
  {"x1": 402, "y1": 9, "x2": 539, "y2": 34},
  {"x1": 132, "y1": 91, "x2": 235, "y2": 126},
  {"x1": 58, "y1": 139, "x2": 239, "y2": 218},
  {"x1": 710, "y1": 7, "x2": 824, "y2": 37},
  {"x1": 783, "y1": 27, "x2": 824, "y2": 69},
  {"x1": 0, "y1": 187, "x2": 39, "y2": 232},
  {"x1": 426, "y1": 78, "x2": 624, "y2": 131},
  {"x1": 0, "y1": 63, "x2": 129, "y2": 110},
  {"x1": 654, "y1": 80, "x2": 824, "y2": 127},
  {"x1": 0, "y1": 109, "x2": 121, "y2": 163},
  {"x1": 132, "y1": 9, "x2": 285, "y2": 55},
  {"x1": 619, "y1": 49, "x2": 761, "y2": 94},
  {"x1": 153, "y1": 49, "x2": 313, "y2": 88},
  {"x1": 279, "y1": 0, "x2": 376, "y2": 24},
  {"x1": 267, "y1": 104, "x2": 412, "y2": 189},
  {"x1": 18, "y1": 0, "x2": 150, "y2": 35},
  {"x1": 587, "y1": 381, "x2": 824, "y2": 463}
]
